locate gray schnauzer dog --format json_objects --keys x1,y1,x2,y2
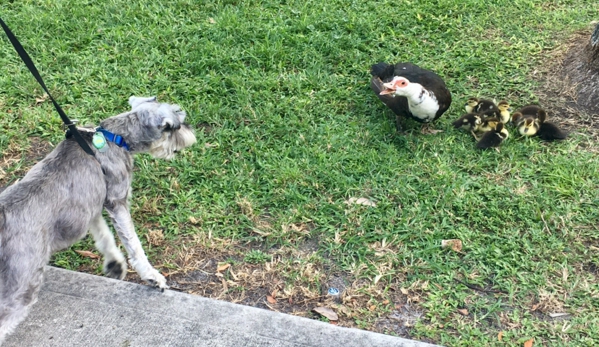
[{"x1": 0, "y1": 96, "x2": 197, "y2": 344}]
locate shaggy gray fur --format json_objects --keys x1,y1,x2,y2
[{"x1": 0, "y1": 96, "x2": 197, "y2": 344}]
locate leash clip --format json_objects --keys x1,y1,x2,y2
[{"x1": 62, "y1": 119, "x2": 78, "y2": 131}]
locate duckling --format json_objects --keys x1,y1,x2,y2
[
  {"x1": 476, "y1": 122, "x2": 509, "y2": 150},
  {"x1": 452, "y1": 113, "x2": 482, "y2": 131},
  {"x1": 472, "y1": 117, "x2": 501, "y2": 139},
  {"x1": 512, "y1": 112, "x2": 540, "y2": 137},
  {"x1": 513, "y1": 105, "x2": 568, "y2": 141},
  {"x1": 536, "y1": 111, "x2": 568, "y2": 141},
  {"x1": 515, "y1": 105, "x2": 545, "y2": 120},
  {"x1": 496, "y1": 101, "x2": 512, "y2": 124},
  {"x1": 476, "y1": 100, "x2": 511, "y2": 123},
  {"x1": 465, "y1": 97, "x2": 496, "y2": 114}
]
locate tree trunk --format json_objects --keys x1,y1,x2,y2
[
  {"x1": 561, "y1": 23, "x2": 599, "y2": 115},
  {"x1": 584, "y1": 23, "x2": 599, "y2": 66}
]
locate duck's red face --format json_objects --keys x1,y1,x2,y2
[{"x1": 380, "y1": 76, "x2": 409, "y2": 95}]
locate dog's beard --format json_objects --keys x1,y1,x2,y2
[{"x1": 149, "y1": 125, "x2": 197, "y2": 160}]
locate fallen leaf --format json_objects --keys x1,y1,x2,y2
[
  {"x1": 221, "y1": 278, "x2": 228, "y2": 292},
  {"x1": 421, "y1": 127, "x2": 443, "y2": 135},
  {"x1": 35, "y1": 93, "x2": 49, "y2": 104},
  {"x1": 549, "y1": 312, "x2": 570, "y2": 318},
  {"x1": 345, "y1": 197, "x2": 377, "y2": 207},
  {"x1": 523, "y1": 338, "x2": 534, "y2": 347},
  {"x1": 217, "y1": 263, "x2": 231, "y2": 272},
  {"x1": 313, "y1": 306, "x2": 338, "y2": 321},
  {"x1": 266, "y1": 295, "x2": 277, "y2": 304},
  {"x1": 75, "y1": 250, "x2": 100, "y2": 259},
  {"x1": 188, "y1": 216, "x2": 201, "y2": 224},
  {"x1": 531, "y1": 303, "x2": 540, "y2": 311},
  {"x1": 369, "y1": 305, "x2": 376, "y2": 311},
  {"x1": 441, "y1": 239, "x2": 463, "y2": 252},
  {"x1": 498, "y1": 331, "x2": 504, "y2": 341},
  {"x1": 146, "y1": 229, "x2": 164, "y2": 246},
  {"x1": 382, "y1": 300, "x2": 389, "y2": 305},
  {"x1": 457, "y1": 308, "x2": 469, "y2": 315},
  {"x1": 400, "y1": 287, "x2": 409, "y2": 295},
  {"x1": 208, "y1": 17, "x2": 216, "y2": 24}
]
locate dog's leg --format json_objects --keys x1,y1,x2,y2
[
  {"x1": 89, "y1": 213, "x2": 128, "y2": 280},
  {"x1": 0, "y1": 265, "x2": 44, "y2": 345},
  {"x1": 105, "y1": 204, "x2": 168, "y2": 290}
]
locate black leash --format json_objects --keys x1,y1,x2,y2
[{"x1": 0, "y1": 17, "x2": 95, "y2": 156}]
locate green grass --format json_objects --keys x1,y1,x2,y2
[{"x1": 2, "y1": 0, "x2": 599, "y2": 346}]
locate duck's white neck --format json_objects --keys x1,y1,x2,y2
[{"x1": 395, "y1": 83, "x2": 440, "y2": 122}]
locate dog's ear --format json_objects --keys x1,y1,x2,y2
[
  {"x1": 129, "y1": 96, "x2": 157, "y2": 109},
  {"x1": 155, "y1": 104, "x2": 185, "y2": 130},
  {"x1": 169, "y1": 104, "x2": 187, "y2": 123}
]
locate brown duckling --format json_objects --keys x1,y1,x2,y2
[
  {"x1": 476, "y1": 122, "x2": 509, "y2": 150},
  {"x1": 512, "y1": 111, "x2": 540, "y2": 137},
  {"x1": 465, "y1": 97, "x2": 497, "y2": 114},
  {"x1": 452, "y1": 113, "x2": 482, "y2": 131},
  {"x1": 536, "y1": 111, "x2": 568, "y2": 141},
  {"x1": 513, "y1": 105, "x2": 567, "y2": 141},
  {"x1": 472, "y1": 117, "x2": 501, "y2": 140}
]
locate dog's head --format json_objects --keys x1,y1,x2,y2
[{"x1": 101, "y1": 96, "x2": 197, "y2": 159}]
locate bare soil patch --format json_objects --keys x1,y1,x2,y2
[{"x1": 534, "y1": 27, "x2": 599, "y2": 142}]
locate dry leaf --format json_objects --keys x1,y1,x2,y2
[
  {"x1": 217, "y1": 263, "x2": 231, "y2": 272},
  {"x1": 313, "y1": 306, "x2": 338, "y2": 321},
  {"x1": 266, "y1": 295, "x2": 277, "y2": 304},
  {"x1": 523, "y1": 338, "x2": 534, "y2": 347},
  {"x1": 498, "y1": 331, "x2": 504, "y2": 341},
  {"x1": 421, "y1": 127, "x2": 443, "y2": 135},
  {"x1": 221, "y1": 278, "x2": 228, "y2": 292},
  {"x1": 382, "y1": 300, "x2": 389, "y2": 305},
  {"x1": 188, "y1": 216, "x2": 201, "y2": 224},
  {"x1": 441, "y1": 239, "x2": 463, "y2": 252},
  {"x1": 531, "y1": 303, "x2": 540, "y2": 311},
  {"x1": 35, "y1": 93, "x2": 49, "y2": 104},
  {"x1": 369, "y1": 305, "x2": 376, "y2": 311},
  {"x1": 208, "y1": 17, "x2": 216, "y2": 24},
  {"x1": 549, "y1": 312, "x2": 570, "y2": 318},
  {"x1": 457, "y1": 308, "x2": 469, "y2": 315},
  {"x1": 75, "y1": 250, "x2": 100, "y2": 259},
  {"x1": 400, "y1": 287, "x2": 409, "y2": 295},
  {"x1": 146, "y1": 229, "x2": 164, "y2": 246},
  {"x1": 345, "y1": 197, "x2": 377, "y2": 207}
]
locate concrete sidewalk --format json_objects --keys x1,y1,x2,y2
[{"x1": 5, "y1": 267, "x2": 440, "y2": 347}]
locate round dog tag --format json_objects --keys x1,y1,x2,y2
[{"x1": 92, "y1": 132, "x2": 108, "y2": 152}]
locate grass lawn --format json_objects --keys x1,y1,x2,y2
[{"x1": 1, "y1": 0, "x2": 599, "y2": 346}]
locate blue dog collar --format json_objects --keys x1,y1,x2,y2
[{"x1": 96, "y1": 128, "x2": 130, "y2": 151}]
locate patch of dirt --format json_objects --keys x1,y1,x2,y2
[
  {"x1": 0, "y1": 137, "x2": 53, "y2": 190},
  {"x1": 195, "y1": 122, "x2": 216, "y2": 134},
  {"x1": 534, "y1": 26, "x2": 599, "y2": 141},
  {"x1": 73, "y1": 235, "x2": 422, "y2": 339}
]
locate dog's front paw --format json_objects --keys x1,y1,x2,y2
[
  {"x1": 142, "y1": 269, "x2": 169, "y2": 291},
  {"x1": 104, "y1": 258, "x2": 127, "y2": 280}
]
